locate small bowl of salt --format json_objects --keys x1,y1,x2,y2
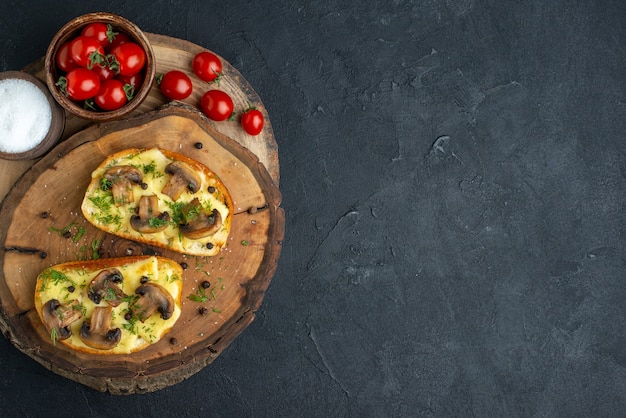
[{"x1": 0, "y1": 71, "x2": 64, "y2": 160}]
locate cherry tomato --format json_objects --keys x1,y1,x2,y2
[
  {"x1": 56, "y1": 41, "x2": 78, "y2": 72},
  {"x1": 81, "y1": 22, "x2": 115, "y2": 46},
  {"x1": 110, "y1": 42, "x2": 146, "y2": 76},
  {"x1": 192, "y1": 51, "x2": 222, "y2": 82},
  {"x1": 94, "y1": 79, "x2": 128, "y2": 111},
  {"x1": 70, "y1": 35, "x2": 105, "y2": 68},
  {"x1": 200, "y1": 90, "x2": 234, "y2": 121},
  {"x1": 106, "y1": 32, "x2": 130, "y2": 52},
  {"x1": 240, "y1": 107, "x2": 264, "y2": 135},
  {"x1": 91, "y1": 64, "x2": 115, "y2": 81},
  {"x1": 116, "y1": 72, "x2": 144, "y2": 90},
  {"x1": 61, "y1": 68, "x2": 101, "y2": 101},
  {"x1": 159, "y1": 70, "x2": 193, "y2": 100}
]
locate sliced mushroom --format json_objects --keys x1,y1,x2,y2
[
  {"x1": 161, "y1": 161, "x2": 202, "y2": 201},
  {"x1": 179, "y1": 198, "x2": 223, "y2": 240},
  {"x1": 132, "y1": 283, "x2": 175, "y2": 322},
  {"x1": 130, "y1": 194, "x2": 171, "y2": 234},
  {"x1": 88, "y1": 268, "x2": 127, "y2": 307},
  {"x1": 79, "y1": 306, "x2": 122, "y2": 350},
  {"x1": 103, "y1": 165, "x2": 143, "y2": 206},
  {"x1": 42, "y1": 299, "x2": 83, "y2": 341}
]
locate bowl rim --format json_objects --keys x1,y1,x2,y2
[
  {"x1": 0, "y1": 70, "x2": 65, "y2": 160},
  {"x1": 44, "y1": 12, "x2": 156, "y2": 122}
]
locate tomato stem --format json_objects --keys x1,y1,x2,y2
[
  {"x1": 105, "y1": 24, "x2": 119, "y2": 43},
  {"x1": 209, "y1": 70, "x2": 223, "y2": 86},
  {"x1": 123, "y1": 84, "x2": 135, "y2": 100},
  {"x1": 55, "y1": 76, "x2": 68, "y2": 97},
  {"x1": 84, "y1": 99, "x2": 96, "y2": 111},
  {"x1": 87, "y1": 51, "x2": 107, "y2": 70},
  {"x1": 107, "y1": 54, "x2": 121, "y2": 74}
]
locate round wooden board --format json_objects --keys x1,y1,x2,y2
[
  {"x1": 0, "y1": 104, "x2": 283, "y2": 394},
  {"x1": 0, "y1": 34, "x2": 283, "y2": 394}
]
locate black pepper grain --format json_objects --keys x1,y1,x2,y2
[
  {"x1": 40, "y1": 211, "x2": 49, "y2": 219},
  {"x1": 140, "y1": 276, "x2": 149, "y2": 284},
  {"x1": 180, "y1": 262, "x2": 188, "y2": 270},
  {"x1": 124, "y1": 312, "x2": 132, "y2": 320},
  {"x1": 207, "y1": 186, "x2": 216, "y2": 193},
  {"x1": 67, "y1": 285, "x2": 75, "y2": 293},
  {"x1": 63, "y1": 230, "x2": 71, "y2": 239},
  {"x1": 40, "y1": 252, "x2": 47, "y2": 259},
  {"x1": 206, "y1": 242, "x2": 214, "y2": 250},
  {"x1": 170, "y1": 337, "x2": 178, "y2": 344},
  {"x1": 199, "y1": 307, "x2": 208, "y2": 315},
  {"x1": 201, "y1": 280, "x2": 210, "y2": 289},
  {"x1": 194, "y1": 142, "x2": 203, "y2": 149},
  {"x1": 141, "y1": 182, "x2": 148, "y2": 190}
]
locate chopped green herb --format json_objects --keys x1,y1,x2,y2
[
  {"x1": 73, "y1": 302, "x2": 87, "y2": 317},
  {"x1": 123, "y1": 317, "x2": 139, "y2": 335},
  {"x1": 148, "y1": 216, "x2": 170, "y2": 229},
  {"x1": 194, "y1": 256, "x2": 207, "y2": 271},
  {"x1": 91, "y1": 234, "x2": 103, "y2": 260},
  {"x1": 100, "y1": 177, "x2": 113, "y2": 191},
  {"x1": 165, "y1": 273, "x2": 180, "y2": 284},
  {"x1": 75, "y1": 245, "x2": 88, "y2": 260},
  {"x1": 39, "y1": 268, "x2": 75, "y2": 292},
  {"x1": 141, "y1": 161, "x2": 154, "y2": 174},
  {"x1": 89, "y1": 194, "x2": 113, "y2": 212},
  {"x1": 121, "y1": 294, "x2": 139, "y2": 305},
  {"x1": 94, "y1": 212, "x2": 122, "y2": 228},
  {"x1": 166, "y1": 200, "x2": 202, "y2": 225},
  {"x1": 73, "y1": 226, "x2": 87, "y2": 243},
  {"x1": 187, "y1": 286, "x2": 208, "y2": 303},
  {"x1": 50, "y1": 327, "x2": 58, "y2": 346},
  {"x1": 49, "y1": 222, "x2": 76, "y2": 237},
  {"x1": 123, "y1": 149, "x2": 145, "y2": 161}
]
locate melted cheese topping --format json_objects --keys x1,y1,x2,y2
[
  {"x1": 34, "y1": 256, "x2": 182, "y2": 354},
  {"x1": 81, "y1": 148, "x2": 231, "y2": 256}
]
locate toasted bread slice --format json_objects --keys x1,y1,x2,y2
[
  {"x1": 81, "y1": 148, "x2": 232, "y2": 256},
  {"x1": 34, "y1": 256, "x2": 182, "y2": 354}
]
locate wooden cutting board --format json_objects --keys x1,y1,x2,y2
[{"x1": 0, "y1": 34, "x2": 283, "y2": 394}]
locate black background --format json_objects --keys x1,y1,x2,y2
[{"x1": 1, "y1": 1, "x2": 625, "y2": 416}]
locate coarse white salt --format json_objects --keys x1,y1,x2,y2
[{"x1": 0, "y1": 78, "x2": 52, "y2": 153}]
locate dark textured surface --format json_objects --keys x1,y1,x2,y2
[{"x1": 1, "y1": 0, "x2": 625, "y2": 416}]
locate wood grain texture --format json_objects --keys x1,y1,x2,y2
[
  {"x1": 0, "y1": 34, "x2": 281, "y2": 393},
  {"x1": 0, "y1": 101, "x2": 283, "y2": 392}
]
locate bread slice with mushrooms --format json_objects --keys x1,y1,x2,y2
[
  {"x1": 34, "y1": 256, "x2": 182, "y2": 355},
  {"x1": 81, "y1": 148, "x2": 233, "y2": 257}
]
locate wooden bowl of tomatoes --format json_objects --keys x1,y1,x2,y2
[{"x1": 44, "y1": 12, "x2": 156, "y2": 122}]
